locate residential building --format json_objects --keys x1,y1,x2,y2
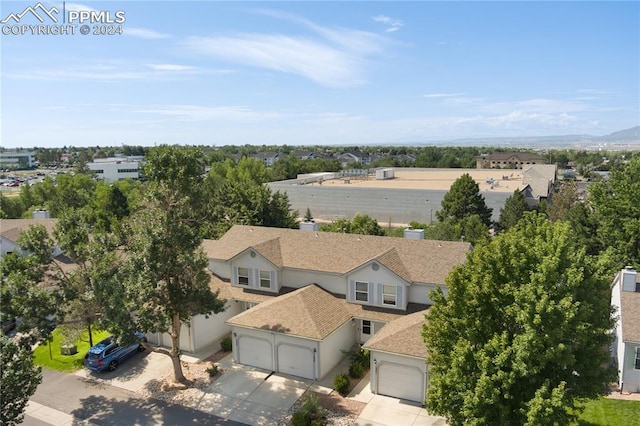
[
  {"x1": 0, "y1": 150, "x2": 36, "y2": 169},
  {"x1": 611, "y1": 267, "x2": 640, "y2": 393},
  {"x1": 147, "y1": 224, "x2": 471, "y2": 403},
  {"x1": 476, "y1": 152, "x2": 546, "y2": 169},
  {"x1": 0, "y1": 216, "x2": 61, "y2": 259},
  {"x1": 520, "y1": 164, "x2": 557, "y2": 206},
  {"x1": 252, "y1": 152, "x2": 282, "y2": 167},
  {"x1": 87, "y1": 156, "x2": 143, "y2": 182}
]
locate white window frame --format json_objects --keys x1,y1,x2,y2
[
  {"x1": 355, "y1": 281, "x2": 369, "y2": 302},
  {"x1": 635, "y1": 347, "x2": 640, "y2": 370},
  {"x1": 259, "y1": 270, "x2": 271, "y2": 289},
  {"x1": 237, "y1": 267, "x2": 249, "y2": 286},
  {"x1": 382, "y1": 285, "x2": 397, "y2": 306}
]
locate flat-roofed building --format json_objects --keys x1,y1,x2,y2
[{"x1": 87, "y1": 156, "x2": 143, "y2": 182}]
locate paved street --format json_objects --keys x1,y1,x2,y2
[{"x1": 24, "y1": 369, "x2": 245, "y2": 425}]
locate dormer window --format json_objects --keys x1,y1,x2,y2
[
  {"x1": 237, "y1": 267, "x2": 249, "y2": 285},
  {"x1": 259, "y1": 270, "x2": 271, "y2": 289},
  {"x1": 355, "y1": 281, "x2": 369, "y2": 302},
  {"x1": 382, "y1": 285, "x2": 397, "y2": 306}
]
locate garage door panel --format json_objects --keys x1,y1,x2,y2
[
  {"x1": 277, "y1": 344, "x2": 315, "y2": 379},
  {"x1": 237, "y1": 335, "x2": 273, "y2": 371},
  {"x1": 378, "y1": 362, "x2": 424, "y2": 403}
]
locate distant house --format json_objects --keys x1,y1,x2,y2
[
  {"x1": 252, "y1": 152, "x2": 282, "y2": 167},
  {"x1": 147, "y1": 224, "x2": 471, "y2": 403},
  {"x1": 520, "y1": 164, "x2": 557, "y2": 206},
  {"x1": 1, "y1": 217, "x2": 59, "y2": 258},
  {"x1": 476, "y1": 152, "x2": 546, "y2": 169},
  {"x1": 611, "y1": 267, "x2": 640, "y2": 393},
  {"x1": 337, "y1": 153, "x2": 363, "y2": 167},
  {"x1": 292, "y1": 150, "x2": 318, "y2": 161},
  {"x1": 87, "y1": 156, "x2": 143, "y2": 182}
]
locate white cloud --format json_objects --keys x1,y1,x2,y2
[
  {"x1": 372, "y1": 14, "x2": 403, "y2": 33},
  {"x1": 132, "y1": 105, "x2": 282, "y2": 122},
  {"x1": 181, "y1": 11, "x2": 394, "y2": 88},
  {"x1": 183, "y1": 34, "x2": 366, "y2": 88},
  {"x1": 147, "y1": 64, "x2": 196, "y2": 72},
  {"x1": 423, "y1": 93, "x2": 463, "y2": 98},
  {"x1": 124, "y1": 27, "x2": 171, "y2": 39}
]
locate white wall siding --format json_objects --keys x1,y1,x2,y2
[
  {"x1": 318, "y1": 320, "x2": 357, "y2": 379},
  {"x1": 408, "y1": 283, "x2": 444, "y2": 305},
  {"x1": 191, "y1": 301, "x2": 242, "y2": 352},
  {"x1": 147, "y1": 321, "x2": 195, "y2": 352},
  {"x1": 282, "y1": 269, "x2": 345, "y2": 294},
  {"x1": 622, "y1": 344, "x2": 640, "y2": 393},
  {"x1": 208, "y1": 259, "x2": 231, "y2": 279},
  {"x1": 347, "y1": 264, "x2": 408, "y2": 310},
  {"x1": 230, "y1": 250, "x2": 280, "y2": 292}
]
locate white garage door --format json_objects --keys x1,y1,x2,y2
[
  {"x1": 277, "y1": 343, "x2": 315, "y2": 379},
  {"x1": 237, "y1": 335, "x2": 273, "y2": 371},
  {"x1": 377, "y1": 362, "x2": 425, "y2": 403}
]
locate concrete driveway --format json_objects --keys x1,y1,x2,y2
[{"x1": 76, "y1": 348, "x2": 447, "y2": 426}]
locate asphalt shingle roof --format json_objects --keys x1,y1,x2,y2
[
  {"x1": 225, "y1": 284, "x2": 354, "y2": 340},
  {"x1": 363, "y1": 310, "x2": 428, "y2": 358},
  {"x1": 203, "y1": 225, "x2": 470, "y2": 285},
  {"x1": 620, "y1": 277, "x2": 640, "y2": 343},
  {"x1": 1, "y1": 219, "x2": 58, "y2": 243}
]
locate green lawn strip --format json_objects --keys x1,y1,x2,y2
[
  {"x1": 573, "y1": 397, "x2": 640, "y2": 426},
  {"x1": 33, "y1": 329, "x2": 111, "y2": 372}
]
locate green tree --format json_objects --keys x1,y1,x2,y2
[
  {"x1": 423, "y1": 213, "x2": 615, "y2": 425},
  {"x1": 497, "y1": 189, "x2": 530, "y2": 232},
  {"x1": 304, "y1": 207, "x2": 314, "y2": 222},
  {"x1": 436, "y1": 173, "x2": 492, "y2": 227},
  {"x1": 114, "y1": 146, "x2": 226, "y2": 383},
  {"x1": 1, "y1": 335, "x2": 42, "y2": 425},
  {"x1": 547, "y1": 181, "x2": 578, "y2": 222},
  {"x1": 350, "y1": 214, "x2": 385, "y2": 236},
  {"x1": 589, "y1": 156, "x2": 640, "y2": 269}
]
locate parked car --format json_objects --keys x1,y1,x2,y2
[{"x1": 84, "y1": 333, "x2": 147, "y2": 372}]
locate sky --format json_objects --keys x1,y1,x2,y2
[{"x1": 1, "y1": 1, "x2": 639, "y2": 148}]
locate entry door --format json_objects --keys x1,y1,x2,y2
[{"x1": 360, "y1": 320, "x2": 373, "y2": 343}]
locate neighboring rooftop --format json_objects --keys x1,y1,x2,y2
[{"x1": 1, "y1": 218, "x2": 58, "y2": 243}]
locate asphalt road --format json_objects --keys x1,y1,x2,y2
[{"x1": 24, "y1": 369, "x2": 245, "y2": 426}]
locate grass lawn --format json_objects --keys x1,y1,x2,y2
[
  {"x1": 33, "y1": 328, "x2": 110, "y2": 372},
  {"x1": 573, "y1": 397, "x2": 640, "y2": 425}
]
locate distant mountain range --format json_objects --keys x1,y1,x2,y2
[{"x1": 412, "y1": 126, "x2": 640, "y2": 149}]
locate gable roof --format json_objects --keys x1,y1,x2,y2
[
  {"x1": 203, "y1": 225, "x2": 471, "y2": 285},
  {"x1": 226, "y1": 284, "x2": 353, "y2": 340},
  {"x1": 246, "y1": 238, "x2": 283, "y2": 268},
  {"x1": 363, "y1": 310, "x2": 428, "y2": 358},
  {"x1": 478, "y1": 152, "x2": 546, "y2": 162},
  {"x1": 1, "y1": 219, "x2": 58, "y2": 243},
  {"x1": 372, "y1": 248, "x2": 412, "y2": 283},
  {"x1": 620, "y1": 281, "x2": 640, "y2": 343}
]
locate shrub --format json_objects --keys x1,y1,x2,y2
[
  {"x1": 334, "y1": 373, "x2": 350, "y2": 396},
  {"x1": 291, "y1": 393, "x2": 325, "y2": 426},
  {"x1": 206, "y1": 363, "x2": 219, "y2": 377},
  {"x1": 348, "y1": 361, "x2": 364, "y2": 379},
  {"x1": 354, "y1": 348, "x2": 370, "y2": 367},
  {"x1": 220, "y1": 336, "x2": 232, "y2": 352}
]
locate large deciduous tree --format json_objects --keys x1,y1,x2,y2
[
  {"x1": 0, "y1": 335, "x2": 42, "y2": 426},
  {"x1": 423, "y1": 212, "x2": 615, "y2": 425},
  {"x1": 589, "y1": 156, "x2": 640, "y2": 269},
  {"x1": 436, "y1": 173, "x2": 492, "y2": 227},
  {"x1": 114, "y1": 145, "x2": 226, "y2": 383}
]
